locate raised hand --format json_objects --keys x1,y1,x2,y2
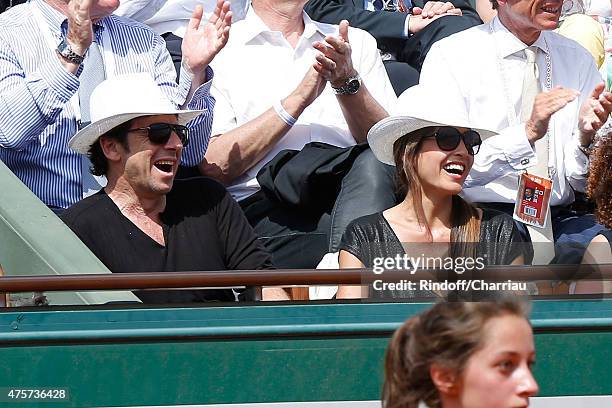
[
  {"x1": 525, "y1": 87, "x2": 579, "y2": 143},
  {"x1": 66, "y1": 0, "x2": 94, "y2": 56},
  {"x1": 182, "y1": 0, "x2": 232, "y2": 75},
  {"x1": 312, "y1": 20, "x2": 357, "y2": 88},
  {"x1": 578, "y1": 83, "x2": 612, "y2": 146}
]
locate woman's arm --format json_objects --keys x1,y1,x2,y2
[
  {"x1": 574, "y1": 235, "x2": 612, "y2": 294},
  {"x1": 510, "y1": 254, "x2": 524, "y2": 265},
  {"x1": 337, "y1": 250, "x2": 368, "y2": 299}
]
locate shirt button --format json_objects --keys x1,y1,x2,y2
[{"x1": 520, "y1": 158, "x2": 530, "y2": 165}]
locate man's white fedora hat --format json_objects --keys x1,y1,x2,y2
[
  {"x1": 69, "y1": 73, "x2": 203, "y2": 155},
  {"x1": 368, "y1": 85, "x2": 498, "y2": 166}
]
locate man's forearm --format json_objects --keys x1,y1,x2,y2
[
  {"x1": 202, "y1": 94, "x2": 309, "y2": 185},
  {"x1": 180, "y1": 64, "x2": 209, "y2": 110},
  {"x1": 180, "y1": 94, "x2": 214, "y2": 166},
  {"x1": 337, "y1": 83, "x2": 388, "y2": 143},
  {"x1": 165, "y1": 60, "x2": 215, "y2": 165},
  {"x1": 464, "y1": 124, "x2": 536, "y2": 188}
]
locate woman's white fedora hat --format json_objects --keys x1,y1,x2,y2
[{"x1": 367, "y1": 85, "x2": 498, "y2": 166}]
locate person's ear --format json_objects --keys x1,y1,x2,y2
[
  {"x1": 99, "y1": 136, "x2": 125, "y2": 163},
  {"x1": 430, "y1": 364, "x2": 460, "y2": 397}
]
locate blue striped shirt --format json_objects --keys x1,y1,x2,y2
[{"x1": 0, "y1": 0, "x2": 214, "y2": 208}]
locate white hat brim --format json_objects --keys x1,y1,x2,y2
[
  {"x1": 69, "y1": 109, "x2": 204, "y2": 155},
  {"x1": 367, "y1": 116, "x2": 498, "y2": 166}
]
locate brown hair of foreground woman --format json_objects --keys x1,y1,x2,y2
[{"x1": 383, "y1": 298, "x2": 538, "y2": 408}]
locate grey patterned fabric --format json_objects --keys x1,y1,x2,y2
[{"x1": 340, "y1": 208, "x2": 528, "y2": 299}]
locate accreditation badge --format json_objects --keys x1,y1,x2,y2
[{"x1": 513, "y1": 172, "x2": 553, "y2": 229}]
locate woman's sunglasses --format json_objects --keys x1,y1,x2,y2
[
  {"x1": 127, "y1": 123, "x2": 190, "y2": 147},
  {"x1": 423, "y1": 126, "x2": 482, "y2": 155}
]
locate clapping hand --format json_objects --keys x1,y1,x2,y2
[
  {"x1": 525, "y1": 87, "x2": 579, "y2": 144},
  {"x1": 66, "y1": 0, "x2": 95, "y2": 56},
  {"x1": 578, "y1": 83, "x2": 612, "y2": 146},
  {"x1": 312, "y1": 20, "x2": 356, "y2": 88}
]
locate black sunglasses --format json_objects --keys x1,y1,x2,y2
[
  {"x1": 423, "y1": 126, "x2": 482, "y2": 155},
  {"x1": 127, "y1": 123, "x2": 190, "y2": 147}
]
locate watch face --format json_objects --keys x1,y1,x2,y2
[
  {"x1": 58, "y1": 40, "x2": 68, "y2": 53},
  {"x1": 346, "y1": 78, "x2": 360, "y2": 94},
  {"x1": 332, "y1": 76, "x2": 361, "y2": 95}
]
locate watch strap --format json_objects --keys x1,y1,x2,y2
[
  {"x1": 57, "y1": 39, "x2": 85, "y2": 65},
  {"x1": 331, "y1": 74, "x2": 362, "y2": 95}
]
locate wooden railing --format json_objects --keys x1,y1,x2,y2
[{"x1": 0, "y1": 264, "x2": 610, "y2": 293}]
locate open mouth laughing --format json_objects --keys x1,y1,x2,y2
[
  {"x1": 153, "y1": 159, "x2": 176, "y2": 174},
  {"x1": 540, "y1": 4, "x2": 560, "y2": 13},
  {"x1": 443, "y1": 161, "x2": 466, "y2": 178}
]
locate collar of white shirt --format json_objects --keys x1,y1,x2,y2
[
  {"x1": 237, "y1": 7, "x2": 337, "y2": 45},
  {"x1": 490, "y1": 16, "x2": 549, "y2": 59}
]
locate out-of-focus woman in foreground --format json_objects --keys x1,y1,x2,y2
[{"x1": 383, "y1": 299, "x2": 539, "y2": 408}]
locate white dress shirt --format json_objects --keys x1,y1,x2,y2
[
  {"x1": 210, "y1": 8, "x2": 397, "y2": 202},
  {"x1": 115, "y1": 0, "x2": 250, "y2": 37},
  {"x1": 413, "y1": 17, "x2": 603, "y2": 206}
]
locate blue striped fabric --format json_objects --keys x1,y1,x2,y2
[{"x1": 0, "y1": 0, "x2": 214, "y2": 209}]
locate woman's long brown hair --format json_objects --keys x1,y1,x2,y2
[{"x1": 392, "y1": 127, "x2": 481, "y2": 258}]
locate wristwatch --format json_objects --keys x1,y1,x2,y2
[
  {"x1": 57, "y1": 39, "x2": 85, "y2": 65},
  {"x1": 331, "y1": 74, "x2": 362, "y2": 95}
]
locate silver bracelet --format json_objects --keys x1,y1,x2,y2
[{"x1": 273, "y1": 100, "x2": 297, "y2": 127}]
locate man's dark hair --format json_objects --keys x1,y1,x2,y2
[
  {"x1": 490, "y1": 0, "x2": 499, "y2": 9},
  {"x1": 88, "y1": 121, "x2": 131, "y2": 176}
]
